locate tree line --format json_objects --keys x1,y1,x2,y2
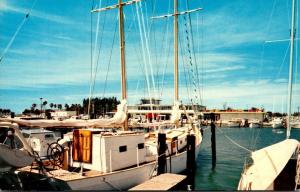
[
  {"x1": 0, "y1": 108, "x2": 12, "y2": 117},
  {"x1": 22, "y1": 97, "x2": 120, "y2": 118}
]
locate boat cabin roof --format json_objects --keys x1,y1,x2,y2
[{"x1": 21, "y1": 128, "x2": 53, "y2": 135}]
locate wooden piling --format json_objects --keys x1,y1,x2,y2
[
  {"x1": 210, "y1": 113, "x2": 216, "y2": 169},
  {"x1": 186, "y1": 134, "x2": 196, "y2": 190},
  {"x1": 157, "y1": 133, "x2": 166, "y2": 175}
]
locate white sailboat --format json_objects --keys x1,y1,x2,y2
[
  {"x1": 291, "y1": 121, "x2": 300, "y2": 128},
  {"x1": 1, "y1": 0, "x2": 202, "y2": 190},
  {"x1": 238, "y1": 0, "x2": 300, "y2": 190},
  {"x1": 249, "y1": 119, "x2": 261, "y2": 128},
  {"x1": 271, "y1": 117, "x2": 284, "y2": 129},
  {"x1": 0, "y1": 122, "x2": 35, "y2": 172}
]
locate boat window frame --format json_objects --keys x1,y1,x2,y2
[{"x1": 119, "y1": 145, "x2": 127, "y2": 152}]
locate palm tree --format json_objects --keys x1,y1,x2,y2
[
  {"x1": 50, "y1": 103, "x2": 54, "y2": 110},
  {"x1": 43, "y1": 101, "x2": 48, "y2": 111},
  {"x1": 31, "y1": 103, "x2": 37, "y2": 113},
  {"x1": 32, "y1": 103, "x2": 37, "y2": 110},
  {"x1": 65, "y1": 104, "x2": 70, "y2": 111}
]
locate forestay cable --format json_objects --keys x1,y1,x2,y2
[{"x1": 0, "y1": 0, "x2": 38, "y2": 63}]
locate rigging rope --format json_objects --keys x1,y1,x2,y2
[
  {"x1": 92, "y1": 0, "x2": 108, "y2": 96},
  {"x1": 135, "y1": 2, "x2": 155, "y2": 112},
  {"x1": 217, "y1": 127, "x2": 253, "y2": 153},
  {"x1": 186, "y1": 0, "x2": 202, "y2": 105},
  {"x1": 149, "y1": 0, "x2": 160, "y2": 91},
  {"x1": 183, "y1": 14, "x2": 197, "y2": 105},
  {"x1": 140, "y1": 2, "x2": 157, "y2": 98},
  {"x1": 253, "y1": 0, "x2": 279, "y2": 151},
  {"x1": 258, "y1": 0, "x2": 278, "y2": 81},
  {"x1": 129, "y1": 4, "x2": 147, "y2": 100},
  {"x1": 181, "y1": 11, "x2": 203, "y2": 108},
  {"x1": 158, "y1": 1, "x2": 172, "y2": 98},
  {"x1": 197, "y1": 10, "x2": 205, "y2": 106},
  {"x1": 0, "y1": 0, "x2": 38, "y2": 63},
  {"x1": 179, "y1": 32, "x2": 192, "y2": 104},
  {"x1": 103, "y1": 19, "x2": 119, "y2": 97},
  {"x1": 276, "y1": 43, "x2": 291, "y2": 78},
  {"x1": 287, "y1": 0, "x2": 291, "y2": 29},
  {"x1": 88, "y1": 0, "x2": 96, "y2": 117},
  {"x1": 295, "y1": 0, "x2": 299, "y2": 84}
]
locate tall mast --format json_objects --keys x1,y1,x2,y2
[
  {"x1": 174, "y1": 0, "x2": 179, "y2": 103},
  {"x1": 119, "y1": 0, "x2": 127, "y2": 101},
  {"x1": 92, "y1": 0, "x2": 140, "y2": 131},
  {"x1": 286, "y1": 0, "x2": 296, "y2": 139},
  {"x1": 151, "y1": 3, "x2": 202, "y2": 105}
]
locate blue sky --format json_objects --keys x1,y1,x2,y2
[{"x1": 0, "y1": 0, "x2": 299, "y2": 114}]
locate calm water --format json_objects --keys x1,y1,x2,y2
[{"x1": 195, "y1": 127, "x2": 300, "y2": 190}]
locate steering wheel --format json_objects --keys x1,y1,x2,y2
[{"x1": 47, "y1": 142, "x2": 64, "y2": 167}]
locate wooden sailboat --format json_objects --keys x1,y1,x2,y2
[
  {"x1": 238, "y1": 0, "x2": 300, "y2": 190},
  {"x1": 0, "y1": 1, "x2": 202, "y2": 190}
]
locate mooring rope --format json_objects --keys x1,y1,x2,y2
[{"x1": 217, "y1": 127, "x2": 253, "y2": 153}]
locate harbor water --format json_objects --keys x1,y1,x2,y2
[{"x1": 195, "y1": 127, "x2": 300, "y2": 190}]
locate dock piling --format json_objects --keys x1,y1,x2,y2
[
  {"x1": 157, "y1": 133, "x2": 166, "y2": 175},
  {"x1": 211, "y1": 113, "x2": 216, "y2": 169},
  {"x1": 186, "y1": 134, "x2": 196, "y2": 190}
]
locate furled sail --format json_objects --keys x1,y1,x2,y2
[
  {"x1": 168, "y1": 101, "x2": 181, "y2": 124},
  {"x1": 0, "y1": 122, "x2": 35, "y2": 171},
  {"x1": 0, "y1": 100, "x2": 127, "y2": 128},
  {"x1": 238, "y1": 139, "x2": 299, "y2": 190}
]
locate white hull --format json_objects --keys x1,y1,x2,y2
[
  {"x1": 66, "y1": 163, "x2": 156, "y2": 190},
  {"x1": 291, "y1": 123, "x2": 300, "y2": 129},
  {"x1": 272, "y1": 123, "x2": 283, "y2": 129},
  {"x1": 249, "y1": 123, "x2": 260, "y2": 128},
  {"x1": 238, "y1": 139, "x2": 299, "y2": 190},
  {"x1": 64, "y1": 144, "x2": 200, "y2": 190},
  {"x1": 226, "y1": 122, "x2": 240, "y2": 128}
]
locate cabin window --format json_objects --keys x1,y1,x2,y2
[
  {"x1": 119, "y1": 145, "x2": 127, "y2": 152},
  {"x1": 180, "y1": 140, "x2": 183, "y2": 144},
  {"x1": 22, "y1": 133, "x2": 30, "y2": 138},
  {"x1": 45, "y1": 134, "x2": 54, "y2": 139},
  {"x1": 138, "y1": 143, "x2": 144, "y2": 149},
  {"x1": 3, "y1": 136, "x2": 23, "y2": 149}
]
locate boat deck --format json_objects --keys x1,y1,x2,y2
[{"x1": 18, "y1": 166, "x2": 103, "y2": 181}]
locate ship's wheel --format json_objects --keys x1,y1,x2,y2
[{"x1": 47, "y1": 142, "x2": 64, "y2": 167}]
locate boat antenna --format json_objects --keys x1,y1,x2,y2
[{"x1": 287, "y1": 0, "x2": 297, "y2": 139}]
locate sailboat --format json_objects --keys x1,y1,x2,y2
[
  {"x1": 238, "y1": 0, "x2": 300, "y2": 190},
  {"x1": 0, "y1": 122, "x2": 35, "y2": 172},
  {"x1": 0, "y1": 0, "x2": 202, "y2": 190}
]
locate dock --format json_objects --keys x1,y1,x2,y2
[{"x1": 129, "y1": 173, "x2": 187, "y2": 191}]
